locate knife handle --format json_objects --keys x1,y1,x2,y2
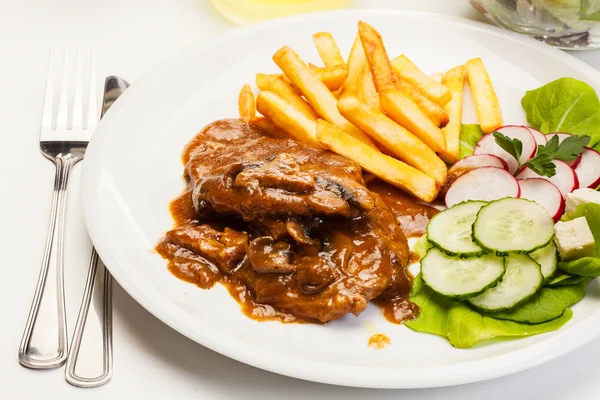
[{"x1": 65, "y1": 249, "x2": 113, "y2": 388}]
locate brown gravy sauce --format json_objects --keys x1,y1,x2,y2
[
  {"x1": 156, "y1": 190, "x2": 306, "y2": 324},
  {"x1": 158, "y1": 177, "x2": 437, "y2": 325},
  {"x1": 368, "y1": 180, "x2": 437, "y2": 324}
]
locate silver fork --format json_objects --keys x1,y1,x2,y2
[{"x1": 19, "y1": 46, "x2": 97, "y2": 369}]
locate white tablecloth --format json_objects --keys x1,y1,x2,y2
[{"x1": 2, "y1": 1, "x2": 600, "y2": 398}]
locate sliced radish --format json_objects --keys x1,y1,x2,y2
[
  {"x1": 516, "y1": 160, "x2": 579, "y2": 197},
  {"x1": 526, "y1": 127, "x2": 548, "y2": 146},
  {"x1": 445, "y1": 167, "x2": 520, "y2": 208},
  {"x1": 545, "y1": 132, "x2": 582, "y2": 168},
  {"x1": 474, "y1": 125, "x2": 537, "y2": 174},
  {"x1": 574, "y1": 148, "x2": 600, "y2": 189},
  {"x1": 546, "y1": 132, "x2": 572, "y2": 142},
  {"x1": 448, "y1": 154, "x2": 508, "y2": 174},
  {"x1": 517, "y1": 178, "x2": 565, "y2": 222}
]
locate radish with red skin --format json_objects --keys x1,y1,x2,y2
[
  {"x1": 517, "y1": 178, "x2": 565, "y2": 222},
  {"x1": 474, "y1": 125, "x2": 537, "y2": 174},
  {"x1": 574, "y1": 147, "x2": 600, "y2": 189},
  {"x1": 445, "y1": 167, "x2": 521, "y2": 208},
  {"x1": 448, "y1": 154, "x2": 508, "y2": 174},
  {"x1": 545, "y1": 132, "x2": 572, "y2": 142},
  {"x1": 526, "y1": 127, "x2": 547, "y2": 146},
  {"x1": 545, "y1": 132, "x2": 582, "y2": 168},
  {"x1": 516, "y1": 159, "x2": 579, "y2": 197}
]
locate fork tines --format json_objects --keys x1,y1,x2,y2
[{"x1": 41, "y1": 46, "x2": 97, "y2": 141}]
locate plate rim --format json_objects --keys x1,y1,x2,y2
[{"x1": 82, "y1": 9, "x2": 600, "y2": 388}]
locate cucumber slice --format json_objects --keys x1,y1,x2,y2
[
  {"x1": 472, "y1": 198, "x2": 554, "y2": 255},
  {"x1": 421, "y1": 248, "x2": 505, "y2": 300},
  {"x1": 427, "y1": 201, "x2": 487, "y2": 257},
  {"x1": 468, "y1": 254, "x2": 543, "y2": 311},
  {"x1": 530, "y1": 241, "x2": 558, "y2": 280}
]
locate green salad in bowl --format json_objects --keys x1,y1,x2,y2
[{"x1": 470, "y1": 0, "x2": 600, "y2": 48}]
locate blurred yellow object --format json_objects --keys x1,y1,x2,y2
[{"x1": 210, "y1": 0, "x2": 351, "y2": 25}]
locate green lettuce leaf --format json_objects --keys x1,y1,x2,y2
[
  {"x1": 521, "y1": 77, "x2": 600, "y2": 149},
  {"x1": 459, "y1": 124, "x2": 485, "y2": 159},
  {"x1": 413, "y1": 235, "x2": 432, "y2": 259},
  {"x1": 559, "y1": 203, "x2": 600, "y2": 276},
  {"x1": 559, "y1": 258, "x2": 600, "y2": 277},
  {"x1": 581, "y1": 0, "x2": 600, "y2": 21},
  {"x1": 546, "y1": 272, "x2": 588, "y2": 287},
  {"x1": 405, "y1": 275, "x2": 573, "y2": 348},
  {"x1": 484, "y1": 278, "x2": 590, "y2": 323}
]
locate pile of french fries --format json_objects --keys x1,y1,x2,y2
[{"x1": 237, "y1": 21, "x2": 503, "y2": 203}]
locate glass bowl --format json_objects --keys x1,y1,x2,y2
[{"x1": 469, "y1": 0, "x2": 600, "y2": 49}]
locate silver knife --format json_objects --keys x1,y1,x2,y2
[{"x1": 65, "y1": 76, "x2": 130, "y2": 388}]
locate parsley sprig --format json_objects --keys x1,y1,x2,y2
[{"x1": 492, "y1": 131, "x2": 590, "y2": 177}]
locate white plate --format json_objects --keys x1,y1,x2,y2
[{"x1": 82, "y1": 10, "x2": 600, "y2": 388}]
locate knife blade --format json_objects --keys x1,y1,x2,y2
[{"x1": 65, "y1": 76, "x2": 129, "y2": 388}]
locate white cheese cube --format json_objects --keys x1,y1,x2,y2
[
  {"x1": 565, "y1": 188, "x2": 600, "y2": 214},
  {"x1": 554, "y1": 217, "x2": 596, "y2": 261}
]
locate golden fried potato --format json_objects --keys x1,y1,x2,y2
[
  {"x1": 358, "y1": 21, "x2": 397, "y2": 93},
  {"x1": 379, "y1": 89, "x2": 448, "y2": 156},
  {"x1": 359, "y1": 68, "x2": 380, "y2": 110},
  {"x1": 312, "y1": 32, "x2": 345, "y2": 66},
  {"x1": 316, "y1": 120, "x2": 440, "y2": 202},
  {"x1": 308, "y1": 64, "x2": 348, "y2": 91},
  {"x1": 430, "y1": 72, "x2": 443, "y2": 84},
  {"x1": 238, "y1": 83, "x2": 256, "y2": 122},
  {"x1": 339, "y1": 35, "x2": 365, "y2": 100},
  {"x1": 441, "y1": 65, "x2": 466, "y2": 163},
  {"x1": 391, "y1": 55, "x2": 452, "y2": 106},
  {"x1": 273, "y1": 45, "x2": 376, "y2": 148},
  {"x1": 465, "y1": 58, "x2": 503, "y2": 133},
  {"x1": 255, "y1": 73, "x2": 317, "y2": 119},
  {"x1": 337, "y1": 96, "x2": 447, "y2": 185},
  {"x1": 256, "y1": 91, "x2": 321, "y2": 148},
  {"x1": 396, "y1": 79, "x2": 449, "y2": 128}
]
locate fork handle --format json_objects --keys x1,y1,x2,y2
[
  {"x1": 65, "y1": 249, "x2": 113, "y2": 387},
  {"x1": 19, "y1": 156, "x2": 76, "y2": 369}
]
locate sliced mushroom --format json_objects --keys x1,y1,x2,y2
[
  {"x1": 294, "y1": 256, "x2": 337, "y2": 295},
  {"x1": 323, "y1": 176, "x2": 375, "y2": 211},
  {"x1": 248, "y1": 236, "x2": 296, "y2": 274},
  {"x1": 286, "y1": 220, "x2": 319, "y2": 245}
]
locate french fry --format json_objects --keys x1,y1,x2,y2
[
  {"x1": 316, "y1": 120, "x2": 440, "y2": 202},
  {"x1": 273, "y1": 45, "x2": 376, "y2": 148},
  {"x1": 338, "y1": 96, "x2": 447, "y2": 185},
  {"x1": 257, "y1": 73, "x2": 300, "y2": 93},
  {"x1": 465, "y1": 58, "x2": 502, "y2": 133},
  {"x1": 430, "y1": 72, "x2": 443, "y2": 84},
  {"x1": 238, "y1": 83, "x2": 256, "y2": 122},
  {"x1": 359, "y1": 68, "x2": 380, "y2": 110},
  {"x1": 396, "y1": 79, "x2": 449, "y2": 128},
  {"x1": 249, "y1": 116, "x2": 288, "y2": 139},
  {"x1": 441, "y1": 65, "x2": 466, "y2": 163},
  {"x1": 379, "y1": 89, "x2": 448, "y2": 157},
  {"x1": 391, "y1": 55, "x2": 452, "y2": 106},
  {"x1": 313, "y1": 32, "x2": 345, "y2": 66},
  {"x1": 340, "y1": 35, "x2": 366, "y2": 99},
  {"x1": 255, "y1": 73, "x2": 317, "y2": 119},
  {"x1": 358, "y1": 21, "x2": 397, "y2": 93},
  {"x1": 256, "y1": 91, "x2": 321, "y2": 149},
  {"x1": 308, "y1": 64, "x2": 348, "y2": 91}
]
